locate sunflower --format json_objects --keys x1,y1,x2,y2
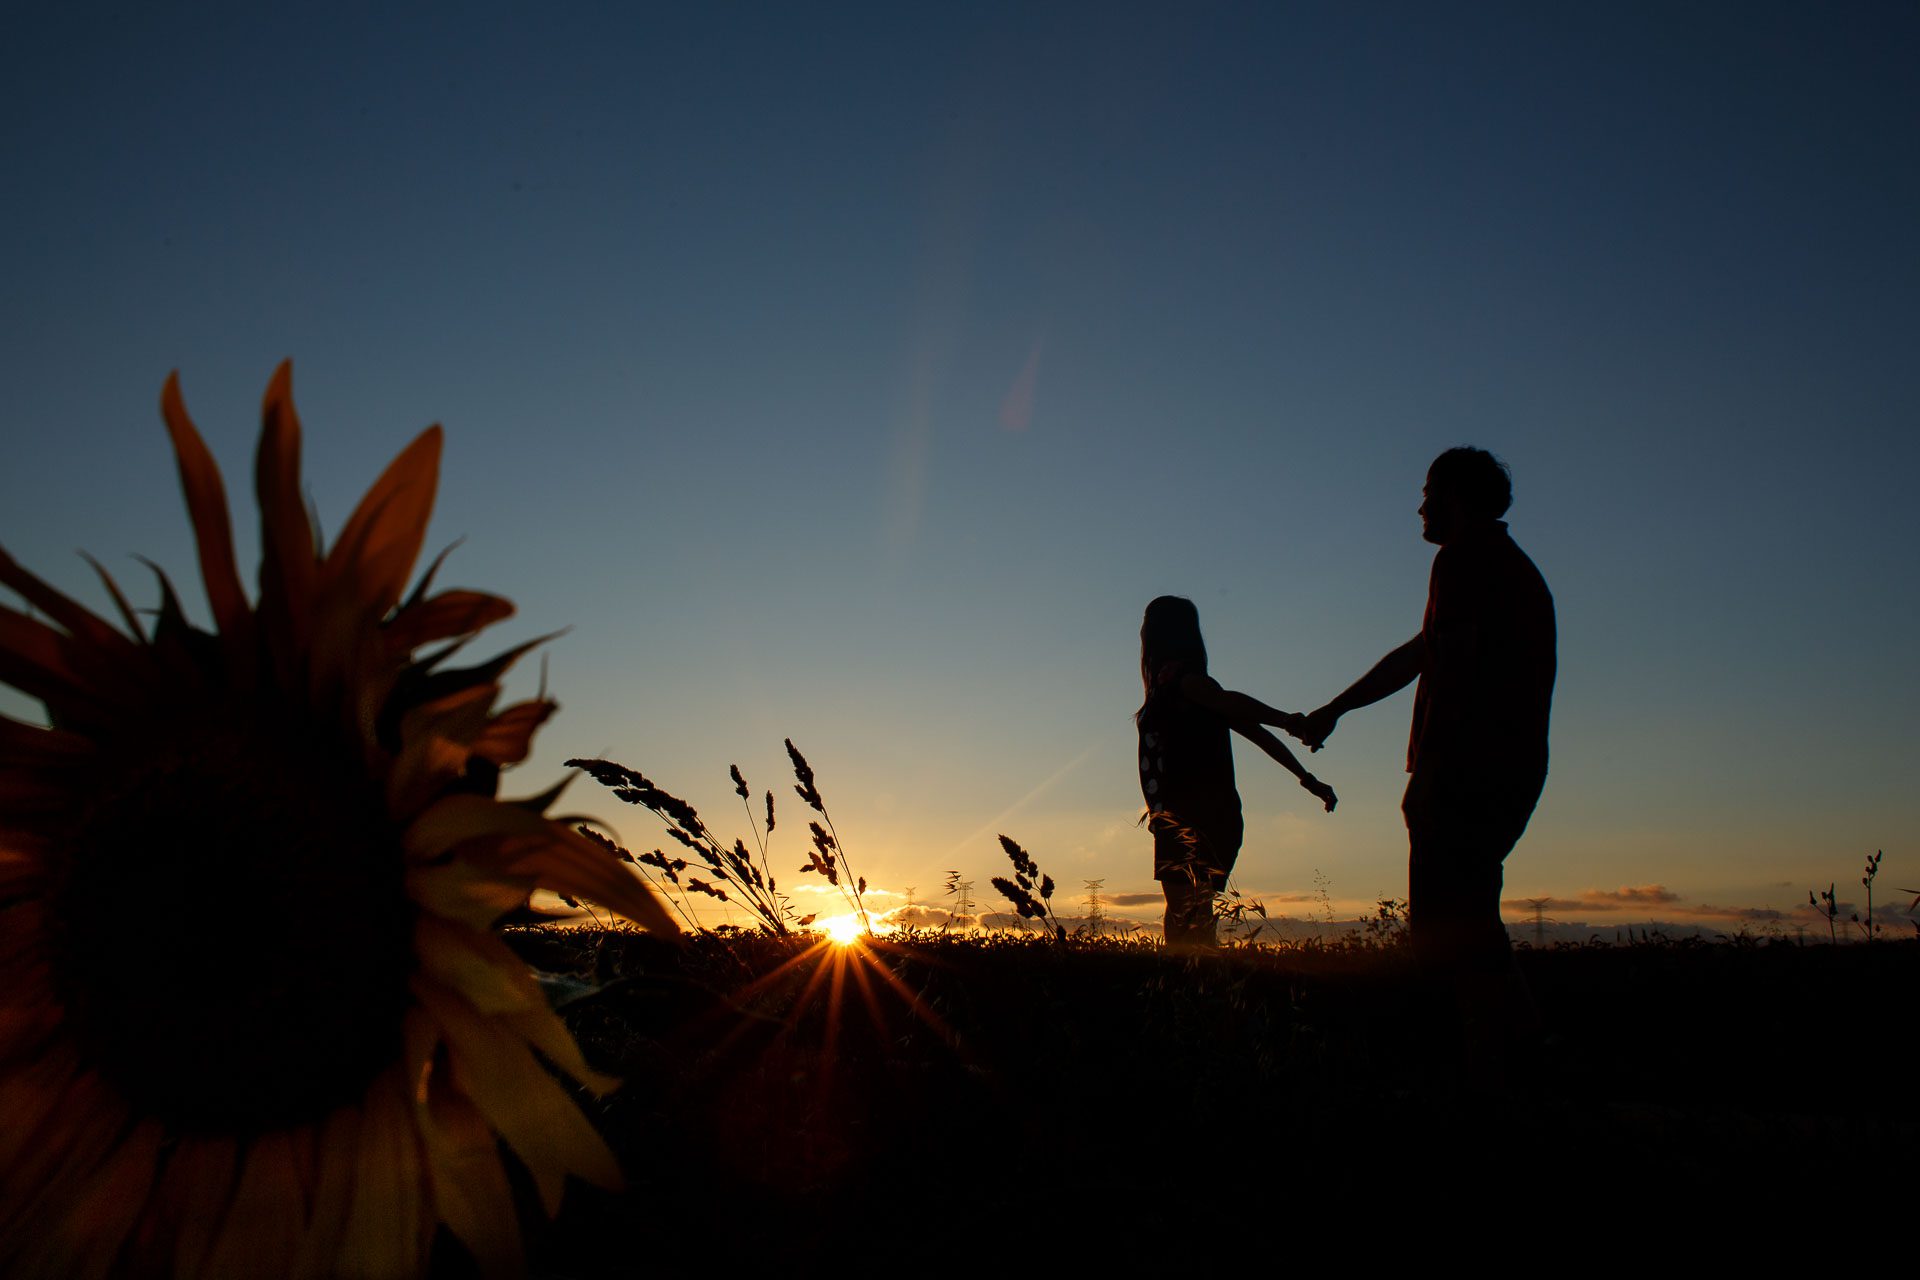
[{"x1": 0, "y1": 364, "x2": 675, "y2": 1279}]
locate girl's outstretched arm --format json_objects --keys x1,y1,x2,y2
[
  {"x1": 1176, "y1": 674, "x2": 1304, "y2": 734},
  {"x1": 1230, "y1": 721, "x2": 1338, "y2": 813}
]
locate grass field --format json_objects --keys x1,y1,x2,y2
[{"x1": 482, "y1": 927, "x2": 1917, "y2": 1273}]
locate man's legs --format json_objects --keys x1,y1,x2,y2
[{"x1": 1404, "y1": 770, "x2": 1546, "y2": 1081}]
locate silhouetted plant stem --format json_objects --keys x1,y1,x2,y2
[
  {"x1": 569, "y1": 758, "x2": 796, "y2": 934},
  {"x1": 732, "y1": 765, "x2": 789, "y2": 928},
  {"x1": 786, "y1": 739, "x2": 870, "y2": 934},
  {"x1": 1860, "y1": 849, "x2": 1882, "y2": 942}
]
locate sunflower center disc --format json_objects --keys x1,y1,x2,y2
[{"x1": 52, "y1": 710, "x2": 416, "y2": 1135}]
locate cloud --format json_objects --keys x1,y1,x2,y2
[
  {"x1": 1586, "y1": 885, "x2": 1681, "y2": 906},
  {"x1": 1668, "y1": 903, "x2": 1793, "y2": 923},
  {"x1": 1504, "y1": 886, "x2": 1680, "y2": 914},
  {"x1": 1106, "y1": 892, "x2": 1164, "y2": 907},
  {"x1": 885, "y1": 904, "x2": 973, "y2": 929}
]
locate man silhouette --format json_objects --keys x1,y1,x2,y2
[{"x1": 1299, "y1": 447, "x2": 1555, "y2": 991}]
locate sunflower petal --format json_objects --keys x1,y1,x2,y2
[
  {"x1": 290, "y1": 1104, "x2": 359, "y2": 1280},
  {"x1": 397, "y1": 682, "x2": 497, "y2": 752},
  {"x1": 414, "y1": 913, "x2": 547, "y2": 1016},
  {"x1": 322, "y1": 425, "x2": 442, "y2": 618},
  {"x1": 407, "y1": 797, "x2": 674, "y2": 935},
  {"x1": 337, "y1": 1071, "x2": 427, "y2": 1279},
  {"x1": 390, "y1": 632, "x2": 561, "y2": 725},
  {"x1": 0, "y1": 606, "x2": 114, "y2": 726},
  {"x1": 0, "y1": 718, "x2": 94, "y2": 818},
  {"x1": 412, "y1": 976, "x2": 624, "y2": 1217},
  {"x1": 400, "y1": 539, "x2": 461, "y2": 611},
  {"x1": 144, "y1": 1135, "x2": 241, "y2": 1279},
  {"x1": 0, "y1": 900, "x2": 45, "y2": 970},
  {"x1": 0, "y1": 1069, "x2": 130, "y2": 1240},
  {"x1": 80, "y1": 552, "x2": 146, "y2": 641},
  {"x1": 134, "y1": 556, "x2": 218, "y2": 685},
  {"x1": 471, "y1": 698, "x2": 556, "y2": 766},
  {"x1": 21, "y1": 1118, "x2": 163, "y2": 1280},
  {"x1": 407, "y1": 859, "x2": 534, "y2": 930},
  {"x1": 0, "y1": 1047, "x2": 80, "y2": 1167},
  {"x1": 388, "y1": 684, "x2": 499, "y2": 815},
  {"x1": 386, "y1": 589, "x2": 516, "y2": 654},
  {"x1": 418, "y1": 1075, "x2": 523, "y2": 1279},
  {"x1": 201, "y1": 1132, "x2": 306, "y2": 1280},
  {"x1": 454, "y1": 827, "x2": 679, "y2": 938},
  {"x1": 502, "y1": 1008, "x2": 621, "y2": 1097},
  {"x1": 255, "y1": 360, "x2": 319, "y2": 663},
  {"x1": 0, "y1": 960, "x2": 62, "y2": 1064},
  {"x1": 0, "y1": 544, "x2": 140, "y2": 661},
  {"x1": 160, "y1": 372, "x2": 251, "y2": 642},
  {"x1": 404, "y1": 794, "x2": 566, "y2": 861}
]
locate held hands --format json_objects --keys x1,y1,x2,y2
[
  {"x1": 1299, "y1": 773, "x2": 1337, "y2": 812},
  {"x1": 1295, "y1": 706, "x2": 1340, "y2": 752}
]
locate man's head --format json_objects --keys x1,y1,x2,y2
[{"x1": 1420, "y1": 446, "x2": 1511, "y2": 545}]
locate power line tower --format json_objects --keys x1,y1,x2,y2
[
  {"x1": 1083, "y1": 879, "x2": 1105, "y2": 934},
  {"x1": 943, "y1": 870, "x2": 975, "y2": 929},
  {"x1": 1523, "y1": 896, "x2": 1555, "y2": 947}
]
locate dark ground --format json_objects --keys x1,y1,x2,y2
[{"x1": 482, "y1": 929, "x2": 1916, "y2": 1272}]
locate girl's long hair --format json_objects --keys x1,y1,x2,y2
[{"x1": 1137, "y1": 595, "x2": 1207, "y2": 723}]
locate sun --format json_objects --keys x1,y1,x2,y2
[
  {"x1": 819, "y1": 913, "x2": 866, "y2": 945},
  {"x1": 0, "y1": 364, "x2": 673, "y2": 1278}
]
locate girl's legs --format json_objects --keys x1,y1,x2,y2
[{"x1": 1161, "y1": 874, "x2": 1217, "y2": 948}]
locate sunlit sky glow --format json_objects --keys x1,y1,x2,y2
[{"x1": 3, "y1": 3, "x2": 1914, "y2": 935}]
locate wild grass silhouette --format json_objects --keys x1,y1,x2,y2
[{"x1": 503, "y1": 751, "x2": 1917, "y2": 1265}]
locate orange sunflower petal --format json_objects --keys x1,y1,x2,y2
[
  {"x1": 407, "y1": 859, "x2": 535, "y2": 931},
  {"x1": 201, "y1": 1131, "x2": 307, "y2": 1280},
  {"x1": 412, "y1": 976, "x2": 623, "y2": 1217},
  {"x1": 322, "y1": 425, "x2": 442, "y2": 619},
  {"x1": 0, "y1": 1046, "x2": 79, "y2": 1167},
  {"x1": 0, "y1": 607, "x2": 115, "y2": 725},
  {"x1": 141, "y1": 1135, "x2": 241, "y2": 1279},
  {"x1": 0, "y1": 544, "x2": 141, "y2": 663},
  {"x1": 159, "y1": 372, "x2": 251, "y2": 643},
  {"x1": 0, "y1": 900, "x2": 45, "y2": 970},
  {"x1": 16, "y1": 1118, "x2": 164, "y2": 1280},
  {"x1": 386, "y1": 589, "x2": 516, "y2": 654},
  {"x1": 502, "y1": 1008, "x2": 622, "y2": 1097},
  {"x1": 471, "y1": 698, "x2": 556, "y2": 766},
  {"x1": 417, "y1": 1067, "x2": 523, "y2": 1279},
  {"x1": 414, "y1": 913, "x2": 547, "y2": 1016},
  {"x1": 255, "y1": 360, "x2": 319, "y2": 663},
  {"x1": 337, "y1": 1070, "x2": 427, "y2": 1279},
  {"x1": 405, "y1": 795, "x2": 674, "y2": 935},
  {"x1": 464, "y1": 830, "x2": 679, "y2": 938},
  {"x1": 0, "y1": 1069, "x2": 130, "y2": 1240},
  {"x1": 388, "y1": 684, "x2": 498, "y2": 815},
  {"x1": 80, "y1": 552, "x2": 147, "y2": 642},
  {"x1": 289, "y1": 1104, "x2": 359, "y2": 1280},
  {"x1": 0, "y1": 959, "x2": 62, "y2": 1065}
]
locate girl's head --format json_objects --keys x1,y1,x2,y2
[{"x1": 1140, "y1": 595, "x2": 1206, "y2": 697}]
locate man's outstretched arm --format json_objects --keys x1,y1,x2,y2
[{"x1": 1297, "y1": 634, "x2": 1425, "y2": 750}]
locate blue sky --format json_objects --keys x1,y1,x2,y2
[{"x1": 3, "y1": 2, "x2": 1915, "y2": 932}]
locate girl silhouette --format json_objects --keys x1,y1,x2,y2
[{"x1": 1136, "y1": 596, "x2": 1336, "y2": 946}]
